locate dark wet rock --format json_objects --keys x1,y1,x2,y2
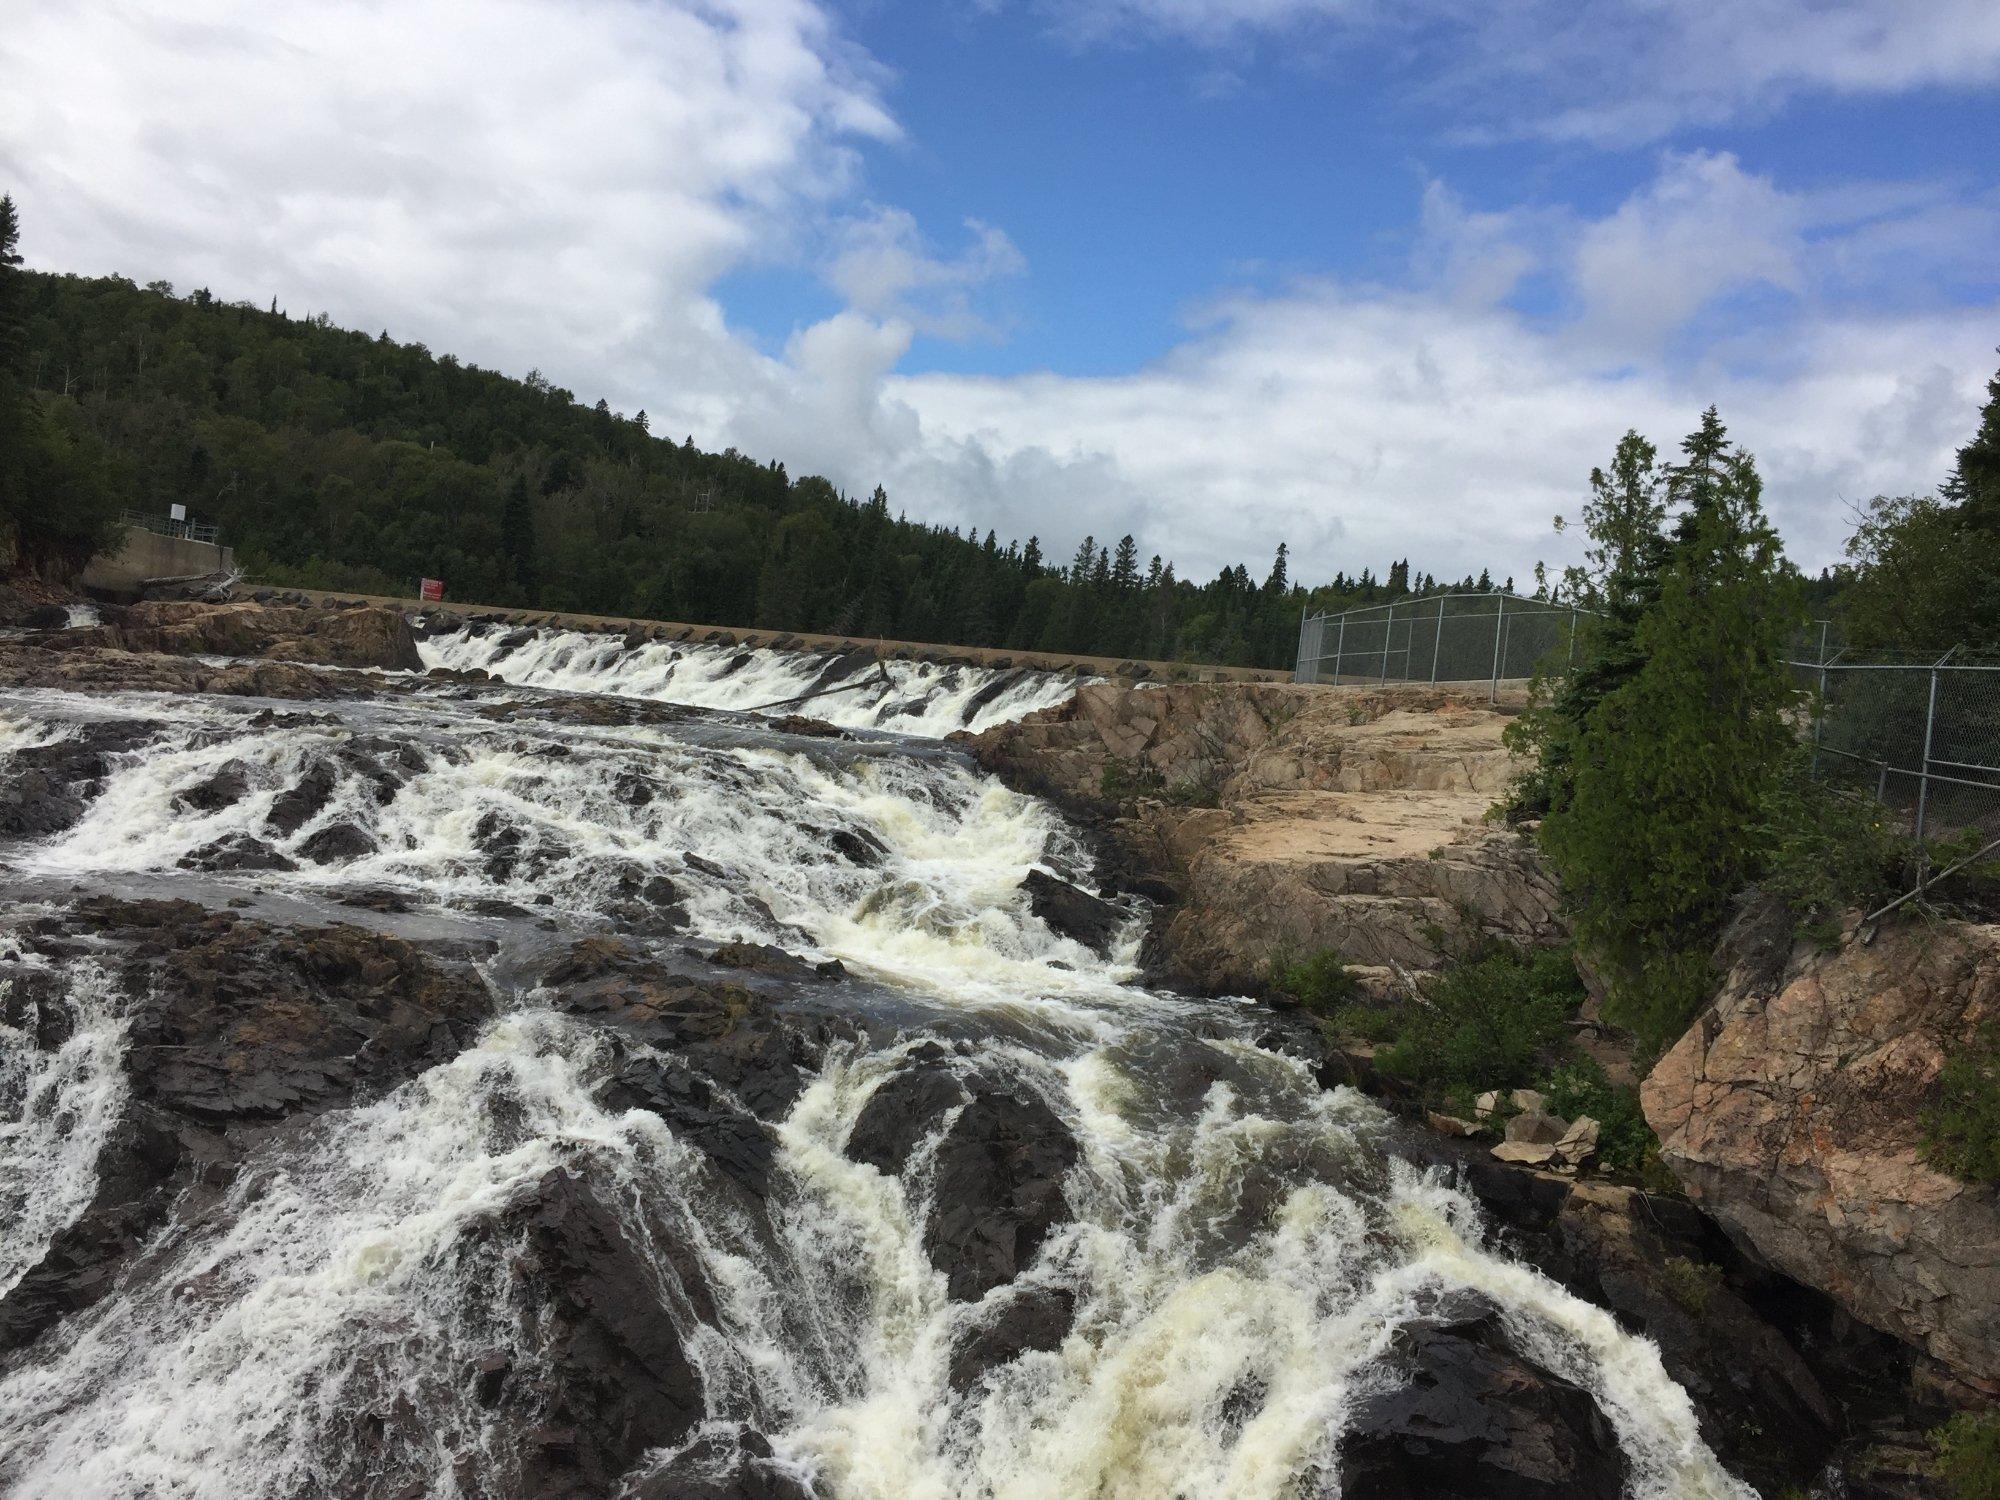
[
  {"x1": 847, "y1": 1050, "x2": 1077, "y2": 1301},
  {"x1": 628, "y1": 1429, "x2": 813, "y2": 1500},
  {"x1": 1336, "y1": 1300, "x2": 1628, "y2": 1499},
  {"x1": 1022, "y1": 869, "x2": 1126, "y2": 955},
  {"x1": 0, "y1": 900, "x2": 492, "y2": 1351},
  {"x1": 598, "y1": 1055, "x2": 779, "y2": 1197},
  {"x1": 828, "y1": 827, "x2": 888, "y2": 867},
  {"x1": 299, "y1": 819, "x2": 377, "y2": 864},
  {"x1": 542, "y1": 938, "x2": 847, "y2": 1123},
  {"x1": 1401, "y1": 1135, "x2": 1851, "y2": 1496},
  {"x1": 177, "y1": 833, "x2": 297, "y2": 872},
  {"x1": 173, "y1": 765, "x2": 250, "y2": 813},
  {"x1": 0, "y1": 1103, "x2": 187, "y2": 1352},
  {"x1": 707, "y1": 941, "x2": 844, "y2": 982},
  {"x1": 810, "y1": 647, "x2": 879, "y2": 692},
  {"x1": 0, "y1": 719, "x2": 154, "y2": 838},
  {"x1": 480, "y1": 1167, "x2": 709, "y2": 1497},
  {"x1": 959, "y1": 667, "x2": 1029, "y2": 725},
  {"x1": 265, "y1": 762, "x2": 337, "y2": 836},
  {"x1": 950, "y1": 1284, "x2": 1077, "y2": 1392},
  {"x1": 768, "y1": 714, "x2": 844, "y2": 738},
  {"x1": 684, "y1": 852, "x2": 729, "y2": 880}
]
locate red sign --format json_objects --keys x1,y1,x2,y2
[{"x1": 419, "y1": 578, "x2": 445, "y2": 602}]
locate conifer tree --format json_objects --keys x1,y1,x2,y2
[{"x1": 1537, "y1": 409, "x2": 1802, "y2": 1047}]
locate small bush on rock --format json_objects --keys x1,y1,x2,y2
[
  {"x1": 1273, "y1": 951, "x2": 1361, "y2": 1018},
  {"x1": 1932, "y1": 1410, "x2": 2000, "y2": 1500},
  {"x1": 1540, "y1": 1061, "x2": 1656, "y2": 1174},
  {"x1": 1381, "y1": 944, "x2": 1582, "y2": 1092},
  {"x1": 1925, "y1": 1023, "x2": 2000, "y2": 1185}
]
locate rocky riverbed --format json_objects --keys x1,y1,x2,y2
[{"x1": 0, "y1": 596, "x2": 1981, "y2": 1497}]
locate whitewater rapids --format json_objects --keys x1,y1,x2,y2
[
  {"x1": 417, "y1": 621, "x2": 1083, "y2": 736},
  {"x1": 0, "y1": 663, "x2": 1753, "y2": 1498}
]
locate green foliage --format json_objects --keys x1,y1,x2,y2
[
  {"x1": 1924, "y1": 1023, "x2": 2000, "y2": 1185},
  {"x1": 0, "y1": 196, "x2": 130, "y2": 577},
  {"x1": 1540, "y1": 1061, "x2": 1657, "y2": 1174},
  {"x1": 1838, "y1": 492, "x2": 1989, "y2": 655},
  {"x1": 1932, "y1": 1409, "x2": 2000, "y2": 1500},
  {"x1": 1657, "y1": 1255, "x2": 1725, "y2": 1316},
  {"x1": 1756, "y1": 749, "x2": 1905, "y2": 940},
  {"x1": 1272, "y1": 951, "x2": 1361, "y2": 1019},
  {"x1": 1380, "y1": 944, "x2": 1583, "y2": 1092},
  {"x1": 1532, "y1": 410, "x2": 1804, "y2": 1050},
  {"x1": 1098, "y1": 758, "x2": 1164, "y2": 802}
]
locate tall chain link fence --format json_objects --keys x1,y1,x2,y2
[
  {"x1": 1294, "y1": 596, "x2": 2000, "y2": 853},
  {"x1": 1292, "y1": 592, "x2": 1591, "y2": 697},
  {"x1": 1799, "y1": 650, "x2": 2000, "y2": 850}
]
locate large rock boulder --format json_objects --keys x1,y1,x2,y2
[
  {"x1": 1336, "y1": 1299, "x2": 1628, "y2": 1499},
  {"x1": 846, "y1": 1045, "x2": 1078, "y2": 1301},
  {"x1": 1643, "y1": 903, "x2": 2000, "y2": 1386}
]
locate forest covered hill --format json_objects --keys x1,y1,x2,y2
[{"x1": 7, "y1": 251, "x2": 1512, "y2": 669}]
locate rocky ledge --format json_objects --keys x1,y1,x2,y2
[
  {"x1": 965, "y1": 680, "x2": 1564, "y2": 994},
  {"x1": 1645, "y1": 898, "x2": 2000, "y2": 1394}
]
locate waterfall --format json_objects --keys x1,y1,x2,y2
[
  {"x1": 0, "y1": 659, "x2": 1755, "y2": 1499},
  {"x1": 417, "y1": 623, "x2": 1083, "y2": 735}
]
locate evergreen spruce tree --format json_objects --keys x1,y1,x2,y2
[{"x1": 1537, "y1": 409, "x2": 1802, "y2": 1048}]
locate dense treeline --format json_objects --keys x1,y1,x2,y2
[{"x1": 3, "y1": 209, "x2": 1517, "y2": 667}]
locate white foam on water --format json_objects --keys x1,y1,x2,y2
[
  {"x1": 0, "y1": 954, "x2": 131, "y2": 1301},
  {"x1": 418, "y1": 625, "x2": 1081, "y2": 737},
  {"x1": 0, "y1": 685, "x2": 1757, "y2": 1499},
  {"x1": 17, "y1": 700, "x2": 1143, "y2": 1014}
]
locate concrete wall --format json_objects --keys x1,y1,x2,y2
[{"x1": 81, "y1": 530, "x2": 236, "y2": 598}]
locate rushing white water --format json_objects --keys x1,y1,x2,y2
[
  {"x1": 0, "y1": 950, "x2": 130, "y2": 1301},
  {"x1": 418, "y1": 624, "x2": 1082, "y2": 736},
  {"x1": 0, "y1": 684, "x2": 1756, "y2": 1499}
]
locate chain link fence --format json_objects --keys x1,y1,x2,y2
[
  {"x1": 1294, "y1": 597, "x2": 2000, "y2": 853},
  {"x1": 1800, "y1": 650, "x2": 2000, "y2": 849},
  {"x1": 1293, "y1": 592, "x2": 1592, "y2": 698}
]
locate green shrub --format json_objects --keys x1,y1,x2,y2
[
  {"x1": 1658, "y1": 1254, "x2": 1724, "y2": 1316},
  {"x1": 1099, "y1": 758, "x2": 1164, "y2": 802},
  {"x1": 1756, "y1": 750, "x2": 1903, "y2": 939},
  {"x1": 1932, "y1": 1410, "x2": 2000, "y2": 1500},
  {"x1": 1540, "y1": 1061, "x2": 1658, "y2": 1174},
  {"x1": 1272, "y1": 951, "x2": 1361, "y2": 1018},
  {"x1": 1925, "y1": 1023, "x2": 2000, "y2": 1184},
  {"x1": 1380, "y1": 944, "x2": 1583, "y2": 1092}
]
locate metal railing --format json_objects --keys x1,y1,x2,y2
[
  {"x1": 119, "y1": 509, "x2": 222, "y2": 545},
  {"x1": 1797, "y1": 647, "x2": 2000, "y2": 848},
  {"x1": 1293, "y1": 591, "x2": 1594, "y2": 700}
]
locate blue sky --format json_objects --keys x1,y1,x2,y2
[{"x1": 5, "y1": 0, "x2": 1999, "y2": 584}]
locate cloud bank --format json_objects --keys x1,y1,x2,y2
[{"x1": 2, "y1": 0, "x2": 1993, "y2": 587}]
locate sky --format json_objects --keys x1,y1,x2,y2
[{"x1": 3, "y1": 0, "x2": 1997, "y2": 588}]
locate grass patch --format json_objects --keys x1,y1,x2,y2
[
  {"x1": 1933, "y1": 1410, "x2": 2000, "y2": 1500},
  {"x1": 1925, "y1": 1022, "x2": 2000, "y2": 1185}
]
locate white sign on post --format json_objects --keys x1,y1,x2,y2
[{"x1": 168, "y1": 503, "x2": 187, "y2": 522}]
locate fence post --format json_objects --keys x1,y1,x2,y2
[
  {"x1": 1566, "y1": 605, "x2": 1578, "y2": 668},
  {"x1": 1430, "y1": 596, "x2": 1446, "y2": 684},
  {"x1": 1488, "y1": 594, "x2": 1506, "y2": 703},
  {"x1": 1812, "y1": 652, "x2": 1831, "y2": 774},
  {"x1": 1914, "y1": 646, "x2": 1956, "y2": 848},
  {"x1": 1379, "y1": 603, "x2": 1395, "y2": 685},
  {"x1": 1294, "y1": 606, "x2": 1309, "y2": 684}
]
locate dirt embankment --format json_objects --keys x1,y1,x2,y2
[{"x1": 965, "y1": 679, "x2": 1564, "y2": 996}]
